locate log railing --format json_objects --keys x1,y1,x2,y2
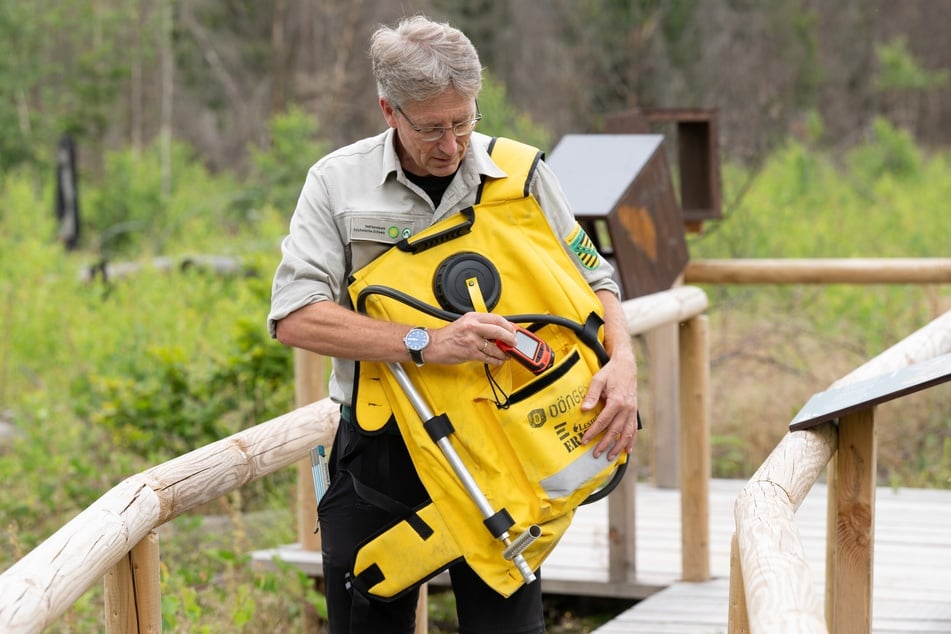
[
  {"x1": 685, "y1": 257, "x2": 951, "y2": 285},
  {"x1": 684, "y1": 256, "x2": 951, "y2": 632},
  {"x1": 0, "y1": 398, "x2": 340, "y2": 633},
  {"x1": 622, "y1": 286, "x2": 711, "y2": 583},
  {"x1": 0, "y1": 285, "x2": 711, "y2": 633},
  {"x1": 728, "y1": 309, "x2": 951, "y2": 633}
]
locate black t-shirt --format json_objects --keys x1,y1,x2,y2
[{"x1": 405, "y1": 171, "x2": 456, "y2": 208}]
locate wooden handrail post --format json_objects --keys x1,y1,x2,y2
[
  {"x1": 679, "y1": 315, "x2": 710, "y2": 581},
  {"x1": 294, "y1": 349, "x2": 326, "y2": 553},
  {"x1": 104, "y1": 531, "x2": 161, "y2": 634},
  {"x1": 831, "y1": 407, "x2": 877, "y2": 634},
  {"x1": 415, "y1": 586, "x2": 429, "y2": 634},
  {"x1": 824, "y1": 452, "x2": 838, "y2": 630},
  {"x1": 620, "y1": 286, "x2": 709, "y2": 487},
  {"x1": 648, "y1": 323, "x2": 680, "y2": 488},
  {"x1": 727, "y1": 532, "x2": 750, "y2": 633},
  {"x1": 608, "y1": 434, "x2": 638, "y2": 583},
  {"x1": 293, "y1": 349, "x2": 327, "y2": 631}
]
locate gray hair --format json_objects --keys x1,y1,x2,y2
[{"x1": 370, "y1": 15, "x2": 483, "y2": 106}]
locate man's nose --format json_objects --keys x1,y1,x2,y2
[{"x1": 437, "y1": 132, "x2": 459, "y2": 154}]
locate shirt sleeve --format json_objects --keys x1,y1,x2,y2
[
  {"x1": 530, "y1": 159, "x2": 621, "y2": 299},
  {"x1": 267, "y1": 166, "x2": 348, "y2": 337}
]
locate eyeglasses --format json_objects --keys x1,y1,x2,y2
[{"x1": 395, "y1": 102, "x2": 482, "y2": 142}]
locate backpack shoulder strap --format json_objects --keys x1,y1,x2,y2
[{"x1": 477, "y1": 137, "x2": 544, "y2": 204}]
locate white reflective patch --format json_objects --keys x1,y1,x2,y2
[{"x1": 539, "y1": 447, "x2": 618, "y2": 498}]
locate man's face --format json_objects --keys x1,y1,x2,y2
[{"x1": 381, "y1": 90, "x2": 478, "y2": 178}]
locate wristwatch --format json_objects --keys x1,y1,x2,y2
[{"x1": 403, "y1": 326, "x2": 430, "y2": 366}]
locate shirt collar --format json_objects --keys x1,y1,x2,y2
[
  {"x1": 378, "y1": 129, "x2": 507, "y2": 187},
  {"x1": 379, "y1": 128, "x2": 402, "y2": 186}
]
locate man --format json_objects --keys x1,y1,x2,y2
[{"x1": 269, "y1": 14, "x2": 638, "y2": 634}]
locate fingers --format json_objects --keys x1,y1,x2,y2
[
  {"x1": 475, "y1": 336, "x2": 505, "y2": 365},
  {"x1": 585, "y1": 412, "x2": 638, "y2": 461},
  {"x1": 605, "y1": 423, "x2": 638, "y2": 461},
  {"x1": 582, "y1": 412, "x2": 637, "y2": 461},
  {"x1": 428, "y1": 312, "x2": 514, "y2": 365},
  {"x1": 580, "y1": 368, "x2": 638, "y2": 461}
]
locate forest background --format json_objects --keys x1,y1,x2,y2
[{"x1": 2, "y1": 1, "x2": 950, "y2": 631}]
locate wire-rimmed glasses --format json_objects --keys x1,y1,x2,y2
[{"x1": 395, "y1": 102, "x2": 483, "y2": 142}]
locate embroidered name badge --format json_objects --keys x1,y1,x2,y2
[
  {"x1": 565, "y1": 223, "x2": 600, "y2": 270},
  {"x1": 350, "y1": 218, "x2": 415, "y2": 243}
]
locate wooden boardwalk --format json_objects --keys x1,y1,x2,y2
[
  {"x1": 253, "y1": 478, "x2": 951, "y2": 632},
  {"x1": 587, "y1": 478, "x2": 951, "y2": 633}
]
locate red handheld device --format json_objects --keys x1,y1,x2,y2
[{"x1": 496, "y1": 326, "x2": 554, "y2": 374}]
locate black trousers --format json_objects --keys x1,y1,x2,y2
[{"x1": 317, "y1": 413, "x2": 545, "y2": 634}]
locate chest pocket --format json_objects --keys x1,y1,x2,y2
[{"x1": 347, "y1": 213, "x2": 427, "y2": 272}]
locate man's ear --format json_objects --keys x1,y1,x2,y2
[{"x1": 380, "y1": 98, "x2": 398, "y2": 128}]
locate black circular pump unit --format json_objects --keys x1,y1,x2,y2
[{"x1": 433, "y1": 252, "x2": 502, "y2": 313}]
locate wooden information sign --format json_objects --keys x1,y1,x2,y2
[{"x1": 789, "y1": 352, "x2": 951, "y2": 431}]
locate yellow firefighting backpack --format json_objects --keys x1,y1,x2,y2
[{"x1": 344, "y1": 137, "x2": 631, "y2": 601}]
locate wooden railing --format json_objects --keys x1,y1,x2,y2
[
  {"x1": 0, "y1": 285, "x2": 711, "y2": 633},
  {"x1": 621, "y1": 286, "x2": 712, "y2": 583},
  {"x1": 727, "y1": 309, "x2": 951, "y2": 633},
  {"x1": 0, "y1": 398, "x2": 340, "y2": 633},
  {"x1": 686, "y1": 257, "x2": 951, "y2": 632},
  {"x1": 685, "y1": 257, "x2": 951, "y2": 285}
]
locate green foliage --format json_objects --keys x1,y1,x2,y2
[
  {"x1": 83, "y1": 107, "x2": 325, "y2": 259},
  {"x1": 71, "y1": 320, "x2": 291, "y2": 463},
  {"x1": 848, "y1": 117, "x2": 923, "y2": 181},
  {"x1": 153, "y1": 499, "x2": 324, "y2": 633},
  {"x1": 874, "y1": 36, "x2": 949, "y2": 93},
  {"x1": 476, "y1": 73, "x2": 552, "y2": 152},
  {"x1": 244, "y1": 105, "x2": 329, "y2": 216},
  {"x1": 691, "y1": 121, "x2": 951, "y2": 354},
  {"x1": 0, "y1": 120, "x2": 302, "y2": 550},
  {"x1": 0, "y1": 401, "x2": 131, "y2": 550},
  {"x1": 0, "y1": 130, "x2": 307, "y2": 630},
  {"x1": 689, "y1": 123, "x2": 951, "y2": 480},
  {"x1": 800, "y1": 109, "x2": 825, "y2": 145},
  {"x1": 0, "y1": 168, "x2": 62, "y2": 274},
  {"x1": 59, "y1": 275, "x2": 297, "y2": 516},
  {"x1": 0, "y1": 1, "x2": 137, "y2": 171},
  {"x1": 84, "y1": 141, "x2": 252, "y2": 257}
]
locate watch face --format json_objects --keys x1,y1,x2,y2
[{"x1": 405, "y1": 328, "x2": 430, "y2": 351}]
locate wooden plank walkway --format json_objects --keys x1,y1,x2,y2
[
  {"x1": 590, "y1": 478, "x2": 951, "y2": 633},
  {"x1": 252, "y1": 478, "x2": 951, "y2": 632}
]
